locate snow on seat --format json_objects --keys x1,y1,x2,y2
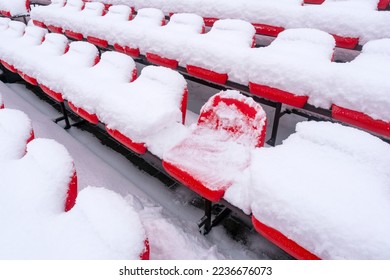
[
  {"x1": 304, "y1": 0, "x2": 390, "y2": 11},
  {"x1": 112, "y1": 8, "x2": 165, "y2": 57},
  {"x1": 33, "y1": 0, "x2": 85, "y2": 34},
  {"x1": 98, "y1": 65, "x2": 187, "y2": 155},
  {"x1": 31, "y1": 0, "x2": 66, "y2": 28},
  {"x1": 327, "y1": 38, "x2": 390, "y2": 138},
  {"x1": 0, "y1": 136, "x2": 148, "y2": 259},
  {"x1": 62, "y1": 51, "x2": 137, "y2": 125},
  {"x1": 0, "y1": 20, "x2": 26, "y2": 73},
  {"x1": 36, "y1": 41, "x2": 99, "y2": 103},
  {"x1": 78, "y1": 5, "x2": 133, "y2": 48},
  {"x1": 0, "y1": 25, "x2": 47, "y2": 75},
  {"x1": 13, "y1": 33, "x2": 69, "y2": 86},
  {"x1": 162, "y1": 90, "x2": 267, "y2": 202},
  {"x1": 0, "y1": 108, "x2": 34, "y2": 160},
  {"x1": 245, "y1": 28, "x2": 335, "y2": 108},
  {"x1": 0, "y1": 17, "x2": 10, "y2": 31},
  {"x1": 0, "y1": 0, "x2": 30, "y2": 17},
  {"x1": 250, "y1": 121, "x2": 390, "y2": 259},
  {"x1": 142, "y1": 13, "x2": 205, "y2": 69},
  {"x1": 63, "y1": 2, "x2": 105, "y2": 41},
  {"x1": 183, "y1": 19, "x2": 256, "y2": 85}
]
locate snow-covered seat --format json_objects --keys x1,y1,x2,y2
[
  {"x1": 183, "y1": 19, "x2": 256, "y2": 84},
  {"x1": 79, "y1": 5, "x2": 133, "y2": 48},
  {"x1": 162, "y1": 90, "x2": 267, "y2": 202},
  {"x1": 36, "y1": 41, "x2": 99, "y2": 102},
  {"x1": 13, "y1": 33, "x2": 68, "y2": 86},
  {"x1": 64, "y1": 2, "x2": 105, "y2": 41},
  {"x1": 0, "y1": 108, "x2": 34, "y2": 160},
  {"x1": 31, "y1": 0, "x2": 66, "y2": 28},
  {"x1": 98, "y1": 66, "x2": 187, "y2": 154},
  {"x1": 142, "y1": 13, "x2": 205, "y2": 69},
  {"x1": 112, "y1": 8, "x2": 165, "y2": 57},
  {"x1": 304, "y1": 0, "x2": 390, "y2": 10},
  {"x1": 0, "y1": 0, "x2": 30, "y2": 17},
  {"x1": 328, "y1": 38, "x2": 390, "y2": 138},
  {"x1": 250, "y1": 121, "x2": 390, "y2": 259},
  {"x1": 0, "y1": 21, "x2": 26, "y2": 73},
  {"x1": 0, "y1": 26, "x2": 47, "y2": 74},
  {"x1": 12, "y1": 33, "x2": 68, "y2": 86},
  {"x1": 62, "y1": 51, "x2": 137, "y2": 124},
  {"x1": 246, "y1": 28, "x2": 335, "y2": 108},
  {"x1": 41, "y1": 0, "x2": 85, "y2": 34},
  {"x1": 0, "y1": 136, "x2": 149, "y2": 259}
]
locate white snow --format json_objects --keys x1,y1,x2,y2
[
  {"x1": 0, "y1": 0, "x2": 29, "y2": 16},
  {"x1": 99, "y1": 65, "x2": 187, "y2": 143},
  {"x1": 0, "y1": 108, "x2": 32, "y2": 160},
  {"x1": 249, "y1": 121, "x2": 390, "y2": 259},
  {"x1": 0, "y1": 108, "x2": 147, "y2": 259},
  {"x1": 0, "y1": 81, "x2": 278, "y2": 260},
  {"x1": 81, "y1": 0, "x2": 390, "y2": 43}
]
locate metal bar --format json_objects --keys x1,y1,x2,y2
[
  {"x1": 266, "y1": 102, "x2": 283, "y2": 146},
  {"x1": 59, "y1": 102, "x2": 71, "y2": 129}
]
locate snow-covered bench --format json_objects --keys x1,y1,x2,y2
[
  {"x1": 163, "y1": 90, "x2": 267, "y2": 203},
  {"x1": 0, "y1": 0, "x2": 30, "y2": 17},
  {"x1": 245, "y1": 121, "x2": 390, "y2": 259},
  {"x1": 80, "y1": 0, "x2": 390, "y2": 49},
  {"x1": 0, "y1": 108, "x2": 149, "y2": 259}
]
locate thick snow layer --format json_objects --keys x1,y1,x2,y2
[
  {"x1": 36, "y1": 41, "x2": 99, "y2": 94},
  {"x1": 12, "y1": 33, "x2": 69, "y2": 78},
  {"x1": 0, "y1": 108, "x2": 32, "y2": 160},
  {"x1": 1, "y1": 81, "x2": 285, "y2": 260},
  {"x1": 31, "y1": 0, "x2": 85, "y2": 27},
  {"x1": 0, "y1": 26, "x2": 47, "y2": 65},
  {"x1": 88, "y1": 0, "x2": 390, "y2": 43},
  {"x1": 243, "y1": 28, "x2": 335, "y2": 94},
  {"x1": 62, "y1": 51, "x2": 136, "y2": 114},
  {"x1": 183, "y1": 19, "x2": 255, "y2": 75},
  {"x1": 250, "y1": 121, "x2": 390, "y2": 259},
  {"x1": 141, "y1": 13, "x2": 204, "y2": 63},
  {"x1": 0, "y1": 20, "x2": 25, "y2": 40},
  {"x1": 78, "y1": 5, "x2": 133, "y2": 43},
  {"x1": 99, "y1": 65, "x2": 187, "y2": 142},
  {"x1": 110, "y1": 8, "x2": 165, "y2": 48},
  {"x1": 0, "y1": 17, "x2": 10, "y2": 30},
  {"x1": 61, "y1": 2, "x2": 105, "y2": 34},
  {"x1": 0, "y1": 0, "x2": 29, "y2": 16},
  {"x1": 0, "y1": 108, "x2": 146, "y2": 259}
]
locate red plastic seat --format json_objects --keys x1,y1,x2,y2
[
  {"x1": 163, "y1": 90, "x2": 267, "y2": 202},
  {"x1": 331, "y1": 105, "x2": 390, "y2": 138}
]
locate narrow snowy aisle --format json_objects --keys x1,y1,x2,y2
[{"x1": 0, "y1": 81, "x2": 291, "y2": 260}]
